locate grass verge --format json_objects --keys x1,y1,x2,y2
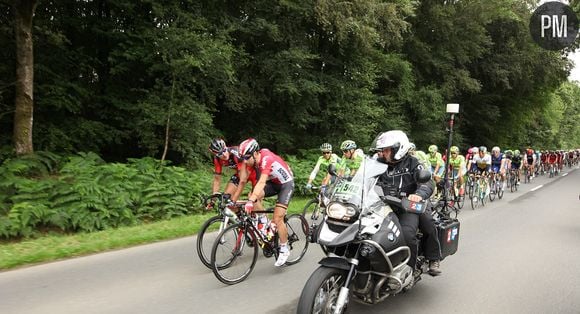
[{"x1": 0, "y1": 197, "x2": 311, "y2": 271}]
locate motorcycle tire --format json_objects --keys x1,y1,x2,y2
[{"x1": 297, "y1": 266, "x2": 350, "y2": 314}]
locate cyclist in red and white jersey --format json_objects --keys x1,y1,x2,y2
[
  {"x1": 209, "y1": 138, "x2": 258, "y2": 198},
  {"x1": 239, "y1": 138, "x2": 295, "y2": 267}
]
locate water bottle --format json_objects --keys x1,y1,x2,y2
[
  {"x1": 258, "y1": 215, "x2": 268, "y2": 236},
  {"x1": 266, "y1": 221, "x2": 277, "y2": 241}
]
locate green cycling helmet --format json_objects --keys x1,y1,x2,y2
[
  {"x1": 450, "y1": 146, "x2": 459, "y2": 154},
  {"x1": 428, "y1": 145, "x2": 438, "y2": 153},
  {"x1": 514, "y1": 149, "x2": 520, "y2": 155}
]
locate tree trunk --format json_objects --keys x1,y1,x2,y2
[
  {"x1": 160, "y1": 73, "x2": 177, "y2": 163},
  {"x1": 13, "y1": 0, "x2": 37, "y2": 156}
]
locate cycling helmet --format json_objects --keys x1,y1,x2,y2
[
  {"x1": 467, "y1": 147, "x2": 473, "y2": 154},
  {"x1": 492, "y1": 146, "x2": 500, "y2": 153},
  {"x1": 479, "y1": 146, "x2": 487, "y2": 153},
  {"x1": 209, "y1": 138, "x2": 226, "y2": 155},
  {"x1": 472, "y1": 147, "x2": 479, "y2": 154},
  {"x1": 428, "y1": 145, "x2": 438, "y2": 153},
  {"x1": 514, "y1": 149, "x2": 520, "y2": 156},
  {"x1": 340, "y1": 140, "x2": 357, "y2": 151},
  {"x1": 320, "y1": 143, "x2": 332, "y2": 152},
  {"x1": 409, "y1": 142, "x2": 416, "y2": 152},
  {"x1": 505, "y1": 149, "x2": 513, "y2": 158},
  {"x1": 450, "y1": 146, "x2": 459, "y2": 154},
  {"x1": 375, "y1": 130, "x2": 411, "y2": 161},
  {"x1": 239, "y1": 138, "x2": 260, "y2": 157}
]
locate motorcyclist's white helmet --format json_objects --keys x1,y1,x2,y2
[{"x1": 375, "y1": 130, "x2": 411, "y2": 161}]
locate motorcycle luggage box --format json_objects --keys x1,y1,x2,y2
[{"x1": 437, "y1": 218, "x2": 460, "y2": 259}]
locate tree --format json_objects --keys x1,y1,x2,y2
[{"x1": 12, "y1": 0, "x2": 37, "y2": 156}]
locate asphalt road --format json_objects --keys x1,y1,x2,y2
[{"x1": 1, "y1": 166, "x2": 579, "y2": 314}]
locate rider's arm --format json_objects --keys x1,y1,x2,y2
[
  {"x1": 211, "y1": 157, "x2": 222, "y2": 194},
  {"x1": 231, "y1": 164, "x2": 249, "y2": 202},
  {"x1": 248, "y1": 173, "x2": 268, "y2": 203},
  {"x1": 307, "y1": 158, "x2": 324, "y2": 185}
]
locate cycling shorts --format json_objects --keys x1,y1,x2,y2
[
  {"x1": 491, "y1": 165, "x2": 502, "y2": 173},
  {"x1": 452, "y1": 167, "x2": 466, "y2": 180},
  {"x1": 431, "y1": 165, "x2": 444, "y2": 177},
  {"x1": 264, "y1": 181, "x2": 294, "y2": 207}
]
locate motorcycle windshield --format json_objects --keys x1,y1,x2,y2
[{"x1": 330, "y1": 157, "x2": 388, "y2": 211}]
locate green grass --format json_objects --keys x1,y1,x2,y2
[{"x1": 0, "y1": 197, "x2": 313, "y2": 271}]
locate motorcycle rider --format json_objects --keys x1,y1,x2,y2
[{"x1": 374, "y1": 130, "x2": 442, "y2": 277}]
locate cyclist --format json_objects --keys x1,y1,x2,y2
[
  {"x1": 523, "y1": 148, "x2": 536, "y2": 179},
  {"x1": 490, "y1": 146, "x2": 507, "y2": 191},
  {"x1": 448, "y1": 146, "x2": 466, "y2": 195},
  {"x1": 471, "y1": 146, "x2": 491, "y2": 174},
  {"x1": 428, "y1": 145, "x2": 445, "y2": 184},
  {"x1": 209, "y1": 138, "x2": 258, "y2": 199},
  {"x1": 409, "y1": 143, "x2": 432, "y2": 171},
  {"x1": 540, "y1": 150, "x2": 548, "y2": 173},
  {"x1": 547, "y1": 150, "x2": 558, "y2": 175},
  {"x1": 511, "y1": 149, "x2": 523, "y2": 184},
  {"x1": 305, "y1": 143, "x2": 340, "y2": 193},
  {"x1": 337, "y1": 140, "x2": 364, "y2": 178},
  {"x1": 238, "y1": 138, "x2": 295, "y2": 267}
]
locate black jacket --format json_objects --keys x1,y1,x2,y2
[{"x1": 377, "y1": 155, "x2": 434, "y2": 201}]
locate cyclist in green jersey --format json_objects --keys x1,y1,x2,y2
[
  {"x1": 337, "y1": 140, "x2": 363, "y2": 178},
  {"x1": 409, "y1": 143, "x2": 432, "y2": 170},
  {"x1": 428, "y1": 145, "x2": 445, "y2": 184},
  {"x1": 306, "y1": 143, "x2": 340, "y2": 192},
  {"x1": 448, "y1": 146, "x2": 466, "y2": 195}
]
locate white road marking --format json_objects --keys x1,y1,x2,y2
[
  {"x1": 531, "y1": 185, "x2": 543, "y2": 192},
  {"x1": 562, "y1": 173, "x2": 568, "y2": 177}
]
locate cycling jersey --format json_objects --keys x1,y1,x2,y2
[
  {"x1": 213, "y1": 147, "x2": 240, "y2": 175},
  {"x1": 256, "y1": 149, "x2": 294, "y2": 185},
  {"x1": 449, "y1": 155, "x2": 466, "y2": 170},
  {"x1": 308, "y1": 154, "x2": 340, "y2": 182},
  {"x1": 525, "y1": 153, "x2": 535, "y2": 165},
  {"x1": 472, "y1": 153, "x2": 491, "y2": 171},
  {"x1": 511, "y1": 155, "x2": 522, "y2": 169},
  {"x1": 414, "y1": 150, "x2": 432, "y2": 171},
  {"x1": 491, "y1": 153, "x2": 505, "y2": 172},
  {"x1": 338, "y1": 149, "x2": 364, "y2": 175},
  {"x1": 428, "y1": 152, "x2": 444, "y2": 176}
]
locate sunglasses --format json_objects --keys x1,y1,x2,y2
[
  {"x1": 242, "y1": 154, "x2": 253, "y2": 160},
  {"x1": 216, "y1": 150, "x2": 227, "y2": 158},
  {"x1": 322, "y1": 152, "x2": 331, "y2": 155},
  {"x1": 342, "y1": 150, "x2": 351, "y2": 153}
]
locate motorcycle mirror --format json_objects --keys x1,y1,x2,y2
[
  {"x1": 415, "y1": 169, "x2": 432, "y2": 183},
  {"x1": 328, "y1": 164, "x2": 338, "y2": 176}
]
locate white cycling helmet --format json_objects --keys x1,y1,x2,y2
[
  {"x1": 472, "y1": 147, "x2": 479, "y2": 154},
  {"x1": 492, "y1": 146, "x2": 500, "y2": 153},
  {"x1": 375, "y1": 130, "x2": 411, "y2": 161}
]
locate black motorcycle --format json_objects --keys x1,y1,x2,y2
[{"x1": 297, "y1": 158, "x2": 460, "y2": 314}]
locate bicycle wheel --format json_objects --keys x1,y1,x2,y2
[
  {"x1": 455, "y1": 187, "x2": 465, "y2": 210},
  {"x1": 488, "y1": 177, "x2": 496, "y2": 202},
  {"x1": 284, "y1": 214, "x2": 310, "y2": 265},
  {"x1": 471, "y1": 182, "x2": 480, "y2": 210},
  {"x1": 211, "y1": 223, "x2": 258, "y2": 285},
  {"x1": 480, "y1": 181, "x2": 487, "y2": 206},
  {"x1": 302, "y1": 198, "x2": 323, "y2": 232},
  {"x1": 467, "y1": 176, "x2": 475, "y2": 199},
  {"x1": 498, "y1": 177, "x2": 505, "y2": 199},
  {"x1": 197, "y1": 215, "x2": 232, "y2": 269}
]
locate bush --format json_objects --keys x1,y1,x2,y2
[{"x1": 0, "y1": 152, "x2": 213, "y2": 239}]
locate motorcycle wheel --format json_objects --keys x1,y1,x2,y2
[{"x1": 297, "y1": 266, "x2": 350, "y2": 314}]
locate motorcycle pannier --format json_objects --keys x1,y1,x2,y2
[{"x1": 436, "y1": 218, "x2": 460, "y2": 259}]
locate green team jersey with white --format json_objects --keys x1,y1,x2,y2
[
  {"x1": 414, "y1": 150, "x2": 432, "y2": 170},
  {"x1": 428, "y1": 152, "x2": 444, "y2": 168},
  {"x1": 338, "y1": 149, "x2": 364, "y2": 175},
  {"x1": 308, "y1": 153, "x2": 340, "y2": 183},
  {"x1": 449, "y1": 155, "x2": 466, "y2": 170}
]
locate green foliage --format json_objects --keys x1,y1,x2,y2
[{"x1": 0, "y1": 153, "x2": 212, "y2": 239}]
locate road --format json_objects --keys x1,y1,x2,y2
[{"x1": 1, "y1": 166, "x2": 579, "y2": 314}]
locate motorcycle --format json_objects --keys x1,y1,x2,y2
[{"x1": 297, "y1": 157, "x2": 459, "y2": 314}]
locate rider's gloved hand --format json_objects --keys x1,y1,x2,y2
[
  {"x1": 244, "y1": 200, "x2": 254, "y2": 213},
  {"x1": 320, "y1": 185, "x2": 327, "y2": 195},
  {"x1": 305, "y1": 183, "x2": 312, "y2": 190}
]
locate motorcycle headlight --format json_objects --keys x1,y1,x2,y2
[{"x1": 326, "y1": 202, "x2": 358, "y2": 221}]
